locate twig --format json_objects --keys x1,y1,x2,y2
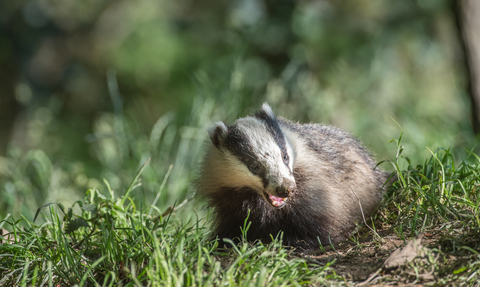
[
  {"x1": 148, "y1": 164, "x2": 174, "y2": 216},
  {"x1": 357, "y1": 267, "x2": 382, "y2": 286},
  {"x1": 157, "y1": 194, "x2": 195, "y2": 220},
  {"x1": 350, "y1": 187, "x2": 381, "y2": 239}
]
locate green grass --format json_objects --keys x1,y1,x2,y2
[
  {"x1": 1, "y1": 130, "x2": 480, "y2": 286},
  {"x1": 0, "y1": 161, "x2": 336, "y2": 286},
  {"x1": 368, "y1": 132, "x2": 480, "y2": 285},
  {"x1": 383, "y1": 132, "x2": 480, "y2": 240}
]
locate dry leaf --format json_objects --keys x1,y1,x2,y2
[{"x1": 383, "y1": 234, "x2": 427, "y2": 269}]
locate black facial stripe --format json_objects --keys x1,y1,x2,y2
[
  {"x1": 261, "y1": 176, "x2": 269, "y2": 189},
  {"x1": 222, "y1": 125, "x2": 268, "y2": 187},
  {"x1": 254, "y1": 110, "x2": 290, "y2": 166}
]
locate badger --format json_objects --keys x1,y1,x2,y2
[{"x1": 197, "y1": 103, "x2": 390, "y2": 248}]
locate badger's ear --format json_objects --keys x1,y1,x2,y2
[
  {"x1": 259, "y1": 102, "x2": 275, "y2": 120},
  {"x1": 207, "y1": 121, "x2": 228, "y2": 148}
]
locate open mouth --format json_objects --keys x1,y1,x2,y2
[{"x1": 263, "y1": 191, "x2": 287, "y2": 208}]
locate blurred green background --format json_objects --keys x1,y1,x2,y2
[{"x1": 0, "y1": 0, "x2": 477, "y2": 219}]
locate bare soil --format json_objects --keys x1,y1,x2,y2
[{"x1": 296, "y1": 227, "x2": 479, "y2": 286}]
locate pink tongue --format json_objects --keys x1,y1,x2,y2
[{"x1": 269, "y1": 194, "x2": 286, "y2": 207}]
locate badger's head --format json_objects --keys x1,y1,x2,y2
[{"x1": 206, "y1": 103, "x2": 297, "y2": 209}]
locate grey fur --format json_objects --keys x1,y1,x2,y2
[{"x1": 197, "y1": 103, "x2": 390, "y2": 248}]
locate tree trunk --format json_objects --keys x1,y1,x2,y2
[
  {"x1": 456, "y1": 0, "x2": 480, "y2": 134},
  {"x1": 0, "y1": 60, "x2": 19, "y2": 156}
]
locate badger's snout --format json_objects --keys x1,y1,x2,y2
[{"x1": 275, "y1": 181, "x2": 296, "y2": 198}]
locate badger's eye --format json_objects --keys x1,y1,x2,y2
[
  {"x1": 249, "y1": 163, "x2": 260, "y2": 174},
  {"x1": 283, "y1": 153, "x2": 288, "y2": 161}
]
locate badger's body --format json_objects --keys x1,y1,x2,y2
[{"x1": 197, "y1": 103, "x2": 389, "y2": 248}]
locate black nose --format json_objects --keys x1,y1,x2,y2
[
  {"x1": 276, "y1": 182, "x2": 296, "y2": 197},
  {"x1": 286, "y1": 182, "x2": 296, "y2": 194}
]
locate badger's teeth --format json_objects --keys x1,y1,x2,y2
[
  {"x1": 268, "y1": 194, "x2": 286, "y2": 207},
  {"x1": 262, "y1": 191, "x2": 287, "y2": 208}
]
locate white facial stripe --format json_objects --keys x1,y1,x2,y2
[
  {"x1": 284, "y1": 136, "x2": 295, "y2": 170},
  {"x1": 236, "y1": 117, "x2": 296, "y2": 192},
  {"x1": 236, "y1": 117, "x2": 278, "y2": 160}
]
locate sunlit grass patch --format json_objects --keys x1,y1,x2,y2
[
  {"x1": 354, "y1": 131, "x2": 480, "y2": 285},
  {"x1": 0, "y1": 161, "x2": 336, "y2": 286},
  {"x1": 382, "y1": 132, "x2": 479, "y2": 244}
]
